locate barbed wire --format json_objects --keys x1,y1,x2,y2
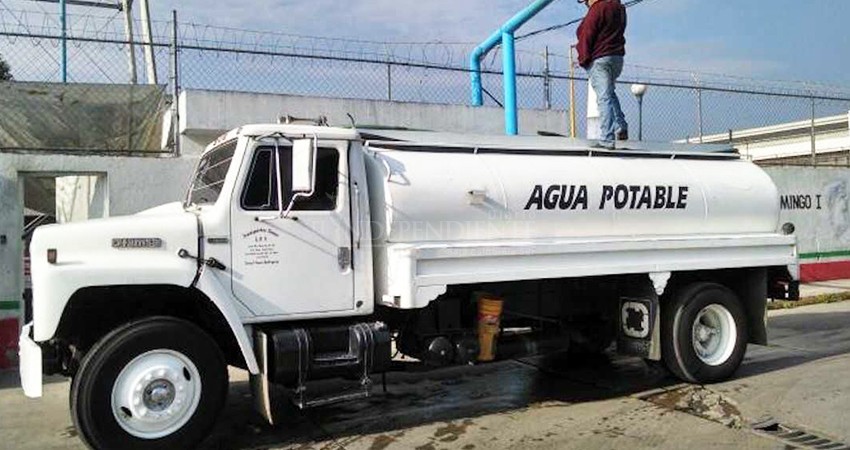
[
  {"x1": 516, "y1": 0, "x2": 656, "y2": 41},
  {"x1": 2, "y1": 2, "x2": 850, "y2": 99},
  {"x1": 3, "y1": 27, "x2": 850, "y2": 151}
]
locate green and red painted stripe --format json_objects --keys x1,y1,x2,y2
[
  {"x1": 0, "y1": 301, "x2": 19, "y2": 311},
  {"x1": 0, "y1": 317, "x2": 19, "y2": 369},
  {"x1": 799, "y1": 250, "x2": 850, "y2": 282}
]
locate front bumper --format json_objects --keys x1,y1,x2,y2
[{"x1": 18, "y1": 323, "x2": 42, "y2": 398}]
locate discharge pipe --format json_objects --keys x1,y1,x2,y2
[{"x1": 469, "y1": 0, "x2": 556, "y2": 135}]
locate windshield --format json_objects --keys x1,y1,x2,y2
[{"x1": 187, "y1": 140, "x2": 237, "y2": 206}]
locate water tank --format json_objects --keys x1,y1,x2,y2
[{"x1": 365, "y1": 141, "x2": 779, "y2": 244}]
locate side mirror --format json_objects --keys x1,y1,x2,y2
[{"x1": 291, "y1": 138, "x2": 316, "y2": 194}]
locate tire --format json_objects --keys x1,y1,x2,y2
[
  {"x1": 643, "y1": 358, "x2": 668, "y2": 373},
  {"x1": 661, "y1": 282, "x2": 748, "y2": 384},
  {"x1": 71, "y1": 317, "x2": 228, "y2": 450}
]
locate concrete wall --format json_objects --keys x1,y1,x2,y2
[
  {"x1": 55, "y1": 175, "x2": 108, "y2": 223},
  {"x1": 0, "y1": 152, "x2": 196, "y2": 367},
  {"x1": 698, "y1": 112, "x2": 850, "y2": 162},
  {"x1": 763, "y1": 165, "x2": 850, "y2": 281},
  {"x1": 178, "y1": 90, "x2": 570, "y2": 154},
  {"x1": 743, "y1": 132, "x2": 850, "y2": 161}
]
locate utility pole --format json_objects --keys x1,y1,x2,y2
[
  {"x1": 139, "y1": 0, "x2": 157, "y2": 84},
  {"x1": 121, "y1": 0, "x2": 137, "y2": 84},
  {"x1": 171, "y1": 10, "x2": 180, "y2": 155}
]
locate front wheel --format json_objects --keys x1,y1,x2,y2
[
  {"x1": 71, "y1": 317, "x2": 228, "y2": 450},
  {"x1": 661, "y1": 282, "x2": 748, "y2": 384}
]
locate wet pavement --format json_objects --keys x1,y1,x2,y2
[{"x1": 2, "y1": 301, "x2": 850, "y2": 449}]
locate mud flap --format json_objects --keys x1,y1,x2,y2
[
  {"x1": 617, "y1": 293, "x2": 661, "y2": 361},
  {"x1": 250, "y1": 329, "x2": 277, "y2": 425}
]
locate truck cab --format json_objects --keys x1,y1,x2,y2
[{"x1": 190, "y1": 125, "x2": 374, "y2": 320}]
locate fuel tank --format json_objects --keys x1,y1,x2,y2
[{"x1": 364, "y1": 139, "x2": 780, "y2": 244}]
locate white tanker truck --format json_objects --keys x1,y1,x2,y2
[{"x1": 20, "y1": 124, "x2": 798, "y2": 449}]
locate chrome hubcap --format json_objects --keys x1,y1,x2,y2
[
  {"x1": 692, "y1": 304, "x2": 737, "y2": 367},
  {"x1": 111, "y1": 350, "x2": 202, "y2": 439},
  {"x1": 144, "y1": 380, "x2": 176, "y2": 412}
]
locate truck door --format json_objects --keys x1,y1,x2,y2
[{"x1": 230, "y1": 141, "x2": 354, "y2": 317}]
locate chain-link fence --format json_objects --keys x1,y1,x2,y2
[{"x1": 2, "y1": 6, "x2": 850, "y2": 156}]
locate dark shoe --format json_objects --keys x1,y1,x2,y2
[
  {"x1": 616, "y1": 130, "x2": 629, "y2": 141},
  {"x1": 591, "y1": 140, "x2": 615, "y2": 150}
]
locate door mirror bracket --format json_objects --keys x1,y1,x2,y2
[
  {"x1": 283, "y1": 136, "x2": 318, "y2": 219},
  {"x1": 250, "y1": 134, "x2": 318, "y2": 221}
]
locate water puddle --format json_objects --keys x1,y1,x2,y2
[{"x1": 642, "y1": 385, "x2": 744, "y2": 429}]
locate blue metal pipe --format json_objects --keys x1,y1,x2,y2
[
  {"x1": 502, "y1": 0, "x2": 556, "y2": 31},
  {"x1": 502, "y1": 32, "x2": 517, "y2": 135},
  {"x1": 469, "y1": 0, "x2": 556, "y2": 133},
  {"x1": 60, "y1": 0, "x2": 67, "y2": 83},
  {"x1": 470, "y1": 29, "x2": 503, "y2": 106}
]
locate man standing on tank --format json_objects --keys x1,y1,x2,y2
[{"x1": 577, "y1": 0, "x2": 628, "y2": 148}]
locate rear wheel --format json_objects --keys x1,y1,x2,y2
[
  {"x1": 661, "y1": 282, "x2": 748, "y2": 383},
  {"x1": 71, "y1": 317, "x2": 227, "y2": 450}
]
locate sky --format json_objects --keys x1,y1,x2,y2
[
  {"x1": 126, "y1": 0, "x2": 850, "y2": 87},
  {"x1": 1, "y1": 0, "x2": 849, "y2": 140},
  {"x1": 2, "y1": 0, "x2": 850, "y2": 88}
]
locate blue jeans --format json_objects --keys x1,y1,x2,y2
[{"x1": 588, "y1": 55, "x2": 627, "y2": 142}]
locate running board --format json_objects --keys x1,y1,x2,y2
[{"x1": 295, "y1": 378, "x2": 373, "y2": 409}]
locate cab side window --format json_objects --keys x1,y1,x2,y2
[
  {"x1": 241, "y1": 148, "x2": 279, "y2": 210},
  {"x1": 294, "y1": 148, "x2": 339, "y2": 211},
  {"x1": 241, "y1": 146, "x2": 340, "y2": 211}
]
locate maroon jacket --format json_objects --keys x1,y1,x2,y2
[{"x1": 576, "y1": 0, "x2": 627, "y2": 69}]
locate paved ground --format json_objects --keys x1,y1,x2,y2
[
  {"x1": 799, "y1": 279, "x2": 850, "y2": 297},
  {"x1": 2, "y1": 300, "x2": 850, "y2": 450}
]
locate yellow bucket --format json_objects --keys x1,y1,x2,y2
[{"x1": 477, "y1": 296, "x2": 503, "y2": 362}]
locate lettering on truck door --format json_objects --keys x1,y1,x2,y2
[{"x1": 230, "y1": 142, "x2": 354, "y2": 316}]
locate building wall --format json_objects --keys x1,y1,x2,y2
[
  {"x1": 55, "y1": 175, "x2": 108, "y2": 223},
  {"x1": 763, "y1": 165, "x2": 850, "y2": 281},
  {"x1": 742, "y1": 132, "x2": 850, "y2": 161},
  {"x1": 178, "y1": 90, "x2": 570, "y2": 155},
  {"x1": 698, "y1": 111, "x2": 850, "y2": 162},
  {"x1": 0, "y1": 153, "x2": 196, "y2": 368}
]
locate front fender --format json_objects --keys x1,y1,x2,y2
[
  {"x1": 195, "y1": 268, "x2": 260, "y2": 374},
  {"x1": 30, "y1": 211, "x2": 200, "y2": 342},
  {"x1": 32, "y1": 259, "x2": 197, "y2": 342}
]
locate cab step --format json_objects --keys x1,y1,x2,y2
[
  {"x1": 250, "y1": 322, "x2": 391, "y2": 424},
  {"x1": 295, "y1": 377, "x2": 373, "y2": 409}
]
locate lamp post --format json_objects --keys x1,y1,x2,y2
[{"x1": 630, "y1": 84, "x2": 647, "y2": 141}]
